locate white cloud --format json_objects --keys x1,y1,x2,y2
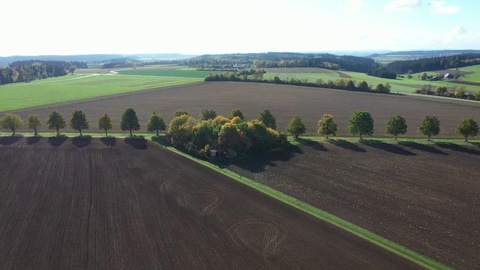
[
  {"x1": 345, "y1": 0, "x2": 367, "y2": 8},
  {"x1": 449, "y1": 25, "x2": 467, "y2": 36},
  {"x1": 428, "y1": 1, "x2": 460, "y2": 14},
  {"x1": 384, "y1": 0, "x2": 422, "y2": 11}
]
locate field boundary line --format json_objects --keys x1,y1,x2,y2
[{"x1": 155, "y1": 142, "x2": 452, "y2": 270}]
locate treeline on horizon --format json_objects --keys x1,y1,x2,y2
[
  {"x1": 182, "y1": 52, "x2": 378, "y2": 73},
  {"x1": 184, "y1": 52, "x2": 480, "y2": 79},
  {"x1": 204, "y1": 69, "x2": 392, "y2": 94},
  {"x1": 0, "y1": 60, "x2": 87, "y2": 85},
  {"x1": 386, "y1": 53, "x2": 480, "y2": 74}
]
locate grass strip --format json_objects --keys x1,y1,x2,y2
[{"x1": 155, "y1": 141, "x2": 451, "y2": 270}]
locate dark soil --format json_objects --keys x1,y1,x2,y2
[
  {"x1": 0, "y1": 138, "x2": 422, "y2": 269},
  {"x1": 227, "y1": 140, "x2": 480, "y2": 269},
  {"x1": 10, "y1": 82, "x2": 480, "y2": 138}
]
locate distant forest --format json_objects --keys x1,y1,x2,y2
[
  {"x1": 386, "y1": 53, "x2": 480, "y2": 74},
  {"x1": 0, "y1": 60, "x2": 87, "y2": 85},
  {"x1": 181, "y1": 52, "x2": 480, "y2": 79},
  {"x1": 181, "y1": 52, "x2": 379, "y2": 73}
]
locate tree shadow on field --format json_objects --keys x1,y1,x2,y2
[
  {"x1": 327, "y1": 139, "x2": 366, "y2": 153},
  {"x1": 48, "y1": 136, "x2": 68, "y2": 147},
  {"x1": 470, "y1": 142, "x2": 480, "y2": 148},
  {"x1": 124, "y1": 136, "x2": 147, "y2": 150},
  {"x1": 297, "y1": 138, "x2": 328, "y2": 152},
  {"x1": 398, "y1": 141, "x2": 447, "y2": 155},
  {"x1": 100, "y1": 137, "x2": 117, "y2": 147},
  {"x1": 360, "y1": 139, "x2": 416, "y2": 156},
  {"x1": 71, "y1": 136, "x2": 92, "y2": 148},
  {"x1": 435, "y1": 142, "x2": 480, "y2": 155},
  {"x1": 0, "y1": 136, "x2": 21, "y2": 145},
  {"x1": 151, "y1": 135, "x2": 168, "y2": 146},
  {"x1": 228, "y1": 144, "x2": 302, "y2": 173},
  {"x1": 27, "y1": 136, "x2": 41, "y2": 145}
]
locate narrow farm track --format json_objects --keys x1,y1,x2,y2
[{"x1": 0, "y1": 138, "x2": 424, "y2": 269}]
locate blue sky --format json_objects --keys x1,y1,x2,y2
[{"x1": 2, "y1": 0, "x2": 479, "y2": 56}]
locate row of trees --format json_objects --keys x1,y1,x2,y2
[
  {"x1": 0, "y1": 109, "x2": 166, "y2": 137},
  {"x1": 2, "y1": 109, "x2": 478, "y2": 161},
  {"x1": 205, "y1": 71, "x2": 392, "y2": 94},
  {"x1": 0, "y1": 60, "x2": 86, "y2": 85},
  {"x1": 286, "y1": 112, "x2": 479, "y2": 142},
  {"x1": 415, "y1": 84, "x2": 480, "y2": 101}
]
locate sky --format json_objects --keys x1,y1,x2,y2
[{"x1": 2, "y1": 0, "x2": 480, "y2": 56}]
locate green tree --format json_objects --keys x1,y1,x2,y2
[
  {"x1": 192, "y1": 120, "x2": 215, "y2": 149},
  {"x1": 375, "y1": 83, "x2": 385, "y2": 93},
  {"x1": 317, "y1": 114, "x2": 337, "y2": 139},
  {"x1": 27, "y1": 114, "x2": 42, "y2": 136},
  {"x1": 120, "y1": 108, "x2": 140, "y2": 136},
  {"x1": 218, "y1": 122, "x2": 249, "y2": 157},
  {"x1": 419, "y1": 115, "x2": 440, "y2": 141},
  {"x1": 69, "y1": 66, "x2": 76, "y2": 75},
  {"x1": 147, "y1": 112, "x2": 166, "y2": 136},
  {"x1": 287, "y1": 115, "x2": 306, "y2": 139},
  {"x1": 454, "y1": 85, "x2": 466, "y2": 98},
  {"x1": 336, "y1": 78, "x2": 346, "y2": 89},
  {"x1": 70, "y1": 110, "x2": 89, "y2": 136},
  {"x1": 167, "y1": 114, "x2": 194, "y2": 147},
  {"x1": 345, "y1": 80, "x2": 356, "y2": 91},
  {"x1": 435, "y1": 86, "x2": 448, "y2": 96},
  {"x1": 357, "y1": 80, "x2": 370, "y2": 91},
  {"x1": 385, "y1": 115, "x2": 408, "y2": 140},
  {"x1": 174, "y1": 109, "x2": 189, "y2": 117},
  {"x1": 200, "y1": 108, "x2": 217, "y2": 121},
  {"x1": 98, "y1": 113, "x2": 113, "y2": 137},
  {"x1": 47, "y1": 111, "x2": 66, "y2": 136},
  {"x1": 348, "y1": 111, "x2": 374, "y2": 139},
  {"x1": 456, "y1": 118, "x2": 479, "y2": 142},
  {"x1": 0, "y1": 113, "x2": 24, "y2": 136},
  {"x1": 230, "y1": 109, "x2": 245, "y2": 120},
  {"x1": 420, "y1": 72, "x2": 428, "y2": 80},
  {"x1": 258, "y1": 109, "x2": 276, "y2": 130}
]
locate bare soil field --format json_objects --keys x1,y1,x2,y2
[
  {"x1": 10, "y1": 82, "x2": 480, "y2": 138},
  {"x1": 0, "y1": 138, "x2": 422, "y2": 269},
  {"x1": 227, "y1": 140, "x2": 480, "y2": 269}
]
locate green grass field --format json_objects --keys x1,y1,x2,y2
[
  {"x1": 118, "y1": 68, "x2": 213, "y2": 78},
  {"x1": 263, "y1": 65, "x2": 480, "y2": 93},
  {"x1": 0, "y1": 73, "x2": 202, "y2": 112},
  {"x1": 263, "y1": 69, "x2": 419, "y2": 93}
]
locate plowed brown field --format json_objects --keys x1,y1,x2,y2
[
  {"x1": 0, "y1": 138, "x2": 422, "y2": 269},
  {"x1": 227, "y1": 140, "x2": 480, "y2": 269},
  {"x1": 10, "y1": 81, "x2": 480, "y2": 138}
]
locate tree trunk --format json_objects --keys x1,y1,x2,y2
[
  {"x1": 56, "y1": 128, "x2": 60, "y2": 137},
  {"x1": 105, "y1": 129, "x2": 108, "y2": 137},
  {"x1": 129, "y1": 129, "x2": 133, "y2": 137}
]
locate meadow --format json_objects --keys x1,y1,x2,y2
[
  {"x1": 0, "y1": 71, "x2": 202, "y2": 112},
  {"x1": 117, "y1": 67, "x2": 214, "y2": 78},
  {"x1": 263, "y1": 65, "x2": 480, "y2": 93}
]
